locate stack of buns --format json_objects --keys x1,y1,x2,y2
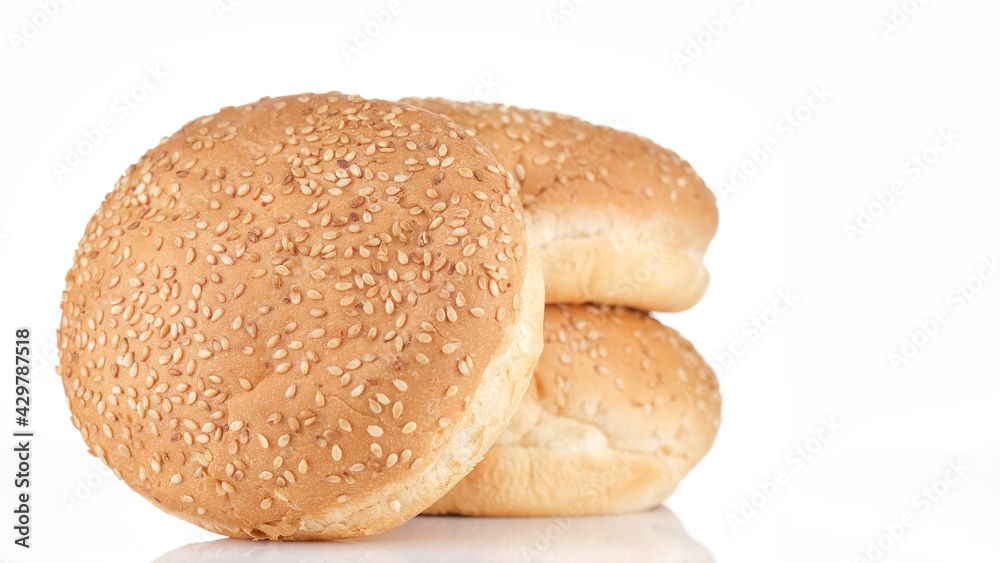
[
  {"x1": 403, "y1": 99, "x2": 722, "y2": 517},
  {"x1": 57, "y1": 91, "x2": 720, "y2": 540}
]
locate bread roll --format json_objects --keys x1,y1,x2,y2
[
  {"x1": 400, "y1": 98, "x2": 718, "y2": 312},
  {"x1": 425, "y1": 304, "x2": 721, "y2": 516},
  {"x1": 57, "y1": 92, "x2": 545, "y2": 539}
]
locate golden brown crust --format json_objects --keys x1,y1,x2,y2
[
  {"x1": 57, "y1": 92, "x2": 545, "y2": 539},
  {"x1": 425, "y1": 304, "x2": 721, "y2": 517},
  {"x1": 400, "y1": 98, "x2": 718, "y2": 312}
]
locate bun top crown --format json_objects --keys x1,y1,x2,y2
[
  {"x1": 401, "y1": 98, "x2": 718, "y2": 312},
  {"x1": 58, "y1": 92, "x2": 537, "y2": 538},
  {"x1": 399, "y1": 98, "x2": 718, "y2": 242}
]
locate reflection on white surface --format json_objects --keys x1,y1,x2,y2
[{"x1": 152, "y1": 506, "x2": 714, "y2": 563}]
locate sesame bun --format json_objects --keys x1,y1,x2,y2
[
  {"x1": 399, "y1": 98, "x2": 718, "y2": 312},
  {"x1": 57, "y1": 92, "x2": 545, "y2": 539},
  {"x1": 424, "y1": 304, "x2": 721, "y2": 517}
]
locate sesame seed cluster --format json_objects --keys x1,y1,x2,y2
[
  {"x1": 534, "y1": 305, "x2": 720, "y2": 451},
  {"x1": 404, "y1": 99, "x2": 722, "y2": 517},
  {"x1": 403, "y1": 98, "x2": 719, "y2": 312},
  {"x1": 401, "y1": 98, "x2": 716, "y2": 225},
  {"x1": 528, "y1": 304, "x2": 721, "y2": 453},
  {"x1": 57, "y1": 92, "x2": 545, "y2": 538}
]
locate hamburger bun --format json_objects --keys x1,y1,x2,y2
[
  {"x1": 57, "y1": 92, "x2": 545, "y2": 539},
  {"x1": 400, "y1": 98, "x2": 718, "y2": 312},
  {"x1": 425, "y1": 304, "x2": 721, "y2": 517}
]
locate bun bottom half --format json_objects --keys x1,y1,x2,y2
[
  {"x1": 425, "y1": 304, "x2": 721, "y2": 517},
  {"x1": 424, "y1": 445, "x2": 692, "y2": 517}
]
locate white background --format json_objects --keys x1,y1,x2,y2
[{"x1": 1, "y1": 0, "x2": 998, "y2": 561}]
